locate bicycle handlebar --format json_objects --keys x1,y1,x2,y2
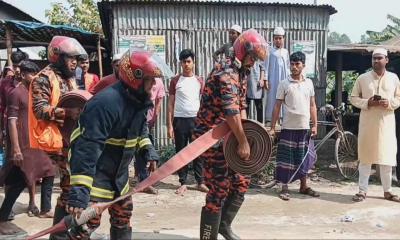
[{"x1": 319, "y1": 103, "x2": 346, "y2": 117}]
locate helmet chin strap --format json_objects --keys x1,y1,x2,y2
[
  {"x1": 233, "y1": 57, "x2": 242, "y2": 69},
  {"x1": 124, "y1": 81, "x2": 150, "y2": 104},
  {"x1": 54, "y1": 55, "x2": 75, "y2": 79}
]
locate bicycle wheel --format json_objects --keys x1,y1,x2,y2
[{"x1": 335, "y1": 131, "x2": 359, "y2": 179}]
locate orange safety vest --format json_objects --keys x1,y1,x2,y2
[{"x1": 28, "y1": 68, "x2": 63, "y2": 153}]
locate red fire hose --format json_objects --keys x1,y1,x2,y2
[{"x1": 27, "y1": 119, "x2": 272, "y2": 240}]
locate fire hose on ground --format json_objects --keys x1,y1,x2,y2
[{"x1": 27, "y1": 119, "x2": 272, "y2": 240}]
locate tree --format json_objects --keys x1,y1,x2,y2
[
  {"x1": 45, "y1": 0, "x2": 102, "y2": 34},
  {"x1": 326, "y1": 71, "x2": 359, "y2": 106},
  {"x1": 328, "y1": 32, "x2": 352, "y2": 45},
  {"x1": 359, "y1": 34, "x2": 372, "y2": 44},
  {"x1": 366, "y1": 14, "x2": 400, "y2": 44}
]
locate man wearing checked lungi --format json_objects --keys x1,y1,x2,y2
[{"x1": 269, "y1": 51, "x2": 319, "y2": 201}]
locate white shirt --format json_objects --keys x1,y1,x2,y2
[
  {"x1": 172, "y1": 75, "x2": 202, "y2": 118},
  {"x1": 276, "y1": 76, "x2": 315, "y2": 129}
]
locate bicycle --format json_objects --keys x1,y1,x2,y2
[{"x1": 250, "y1": 104, "x2": 359, "y2": 188}]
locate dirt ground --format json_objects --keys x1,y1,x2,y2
[
  {"x1": 1, "y1": 171, "x2": 400, "y2": 240},
  {"x1": 1, "y1": 140, "x2": 400, "y2": 240}
]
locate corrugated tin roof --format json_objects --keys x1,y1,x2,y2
[
  {"x1": 0, "y1": 0, "x2": 42, "y2": 22},
  {"x1": 328, "y1": 44, "x2": 400, "y2": 54},
  {"x1": 0, "y1": 20, "x2": 104, "y2": 51},
  {"x1": 99, "y1": 0, "x2": 337, "y2": 14},
  {"x1": 382, "y1": 36, "x2": 400, "y2": 46}
]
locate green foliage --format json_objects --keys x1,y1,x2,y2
[
  {"x1": 38, "y1": 49, "x2": 47, "y2": 60},
  {"x1": 326, "y1": 71, "x2": 359, "y2": 104},
  {"x1": 45, "y1": 0, "x2": 102, "y2": 34},
  {"x1": 328, "y1": 32, "x2": 352, "y2": 45},
  {"x1": 158, "y1": 144, "x2": 176, "y2": 165},
  {"x1": 366, "y1": 14, "x2": 400, "y2": 44},
  {"x1": 359, "y1": 34, "x2": 372, "y2": 44}
]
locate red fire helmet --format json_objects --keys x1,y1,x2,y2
[
  {"x1": 48, "y1": 36, "x2": 87, "y2": 63},
  {"x1": 118, "y1": 50, "x2": 173, "y2": 90},
  {"x1": 233, "y1": 29, "x2": 267, "y2": 62}
]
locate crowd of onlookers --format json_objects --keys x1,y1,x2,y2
[
  {"x1": 0, "y1": 23, "x2": 400, "y2": 239},
  {"x1": 0, "y1": 24, "x2": 291, "y2": 224}
]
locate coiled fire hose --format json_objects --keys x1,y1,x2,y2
[{"x1": 27, "y1": 119, "x2": 272, "y2": 240}]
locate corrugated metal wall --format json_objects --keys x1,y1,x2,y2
[{"x1": 110, "y1": 3, "x2": 331, "y2": 148}]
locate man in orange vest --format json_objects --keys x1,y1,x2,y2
[
  {"x1": 77, "y1": 55, "x2": 99, "y2": 93},
  {"x1": 28, "y1": 36, "x2": 87, "y2": 240}
]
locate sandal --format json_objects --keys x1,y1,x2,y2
[
  {"x1": 384, "y1": 192, "x2": 400, "y2": 203},
  {"x1": 299, "y1": 187, "x2": 320, "y2": 197},
  {"x1": 27, "y1": 205, "x2": 40, "y2": 217},
  {"x1": 279, "y1": 190, "x2": 290, "y2": 201},
  {"x1": 352, "y1": 192, "x2": 366, "y2": 202}
]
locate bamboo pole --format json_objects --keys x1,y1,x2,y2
[
  {"x1": 334, "y1": 52, "x2": 343, "y2": 108},
  {"x1": 97, "y1": 35, "x2": 103, "y2": 78},
  {"x1": 0, "y1": 40, "x2": 104, "y2": 50},
  {"x1": 5, "y1": 26, "x2": 12, "y2": 67}
]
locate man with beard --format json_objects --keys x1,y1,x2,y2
[
  {"x1": 213, "y1": 25, "x2": 242, "y2": 62},
  {"x1": 194, "y1": 29, "x2": 267, "y2": 240},
  {"x1": 28, "y1": 36, "x2": 87, "y2": 240},
  {"x1": 90, "y1": 53, "x2": 122, "y2": 95},
  {"x1": 350, "y1": 48, "x2": 400, "y2": 203},
  {"x1": 65, "y1": 50, "x2": 169, "y2": 239}
]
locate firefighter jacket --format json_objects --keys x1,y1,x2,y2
[{"x1": 68, "y1": 81, "x2": 159, "y2": 207}]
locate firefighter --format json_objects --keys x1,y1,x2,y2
[
  {"x1": 28, "y1": 36, "x2": 87, "y2": 240},
  {"x1": 193, "y1": 29, "x2": 267, "y2": 240},
  {"x1": 66, "y1": 50, "x2": 172, "y2": 239}
]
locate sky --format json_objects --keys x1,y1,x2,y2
[{"x1": 5, "y1": 0, "x2": 400, "y2": 42}]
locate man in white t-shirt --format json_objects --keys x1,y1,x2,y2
[
  {"x1": 270, "y1": 51, "x2": 319, "y2": 201},
  {"x1": 167, "y1": 49, "x2": 209, "y2": 195}
]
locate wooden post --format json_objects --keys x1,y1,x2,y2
[
  {"x1": 97, "y1": 35, "x2": 103, "y2": 78},
  {"x1": 5, "y1": 26, "x2": 12, "y2": 67},
  {"x1": 334, "y1": 52, "x2": 343, "y2": 108}
]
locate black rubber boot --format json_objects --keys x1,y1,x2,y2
[
  {"x1": 219, "y1": 194, "x2": 244, "y2": 240},
  {"x1": 49, "y1": 205, "x2": 69, "y2": 240},
  {"x1": 110, "y1": 226, "x2": 132, "y2": 240},
  {"x1": 7, "y1": 210, "x2": 15, "y2": 221},
  {"x1": 200, "y1": 207, "x2": 221, "y2": 240}
]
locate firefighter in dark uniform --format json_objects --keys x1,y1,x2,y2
[
  {"x1": 193, "y1": 29, "x2": 267, "y2": 240},
  {"x1": 66, "y1": 50, "x2": 171, "y2": 239}
]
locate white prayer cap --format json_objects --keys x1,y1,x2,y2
[
  {"x1": 230, "y1": 25, "x2": 242, "y2": 34},
  {"x1": 112, "y1": 52, "x2": 123, "y2": 62},
  {"x1": 372, "y1": 48, "x2": 388, "y2": 56},
  {"x1": 273, "y1": 27, "x2": 285, "y2": 36}
]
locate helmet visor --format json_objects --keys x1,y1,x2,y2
[
  {"x1": 61, "y1": 38, "x2": 87, "y2": 58},
  {"x1": 148, "y1": 53, "x2": 174, "y2": 80}
]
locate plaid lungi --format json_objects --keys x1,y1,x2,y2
[{"x1": 275, "y1": 129, "x2": 316, "y2": 184}]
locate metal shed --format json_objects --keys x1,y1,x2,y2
[{"x1": 98, "y1": 0, "x2": 337, "y2": 148}]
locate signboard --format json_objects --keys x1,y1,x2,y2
[
  {"x1": 290, "y1": 40, "x2": 316, "y2": 79},
  {"x1": 118, "y1": 35, "x2": 166, "y2": 60}
]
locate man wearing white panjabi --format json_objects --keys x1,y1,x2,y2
[
  {"x1": 264, "y1": 26, "x2": 290, "y2": 123},
  {"x1": 350, "y1": 47, "x2": 400, "y2": 203}
]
